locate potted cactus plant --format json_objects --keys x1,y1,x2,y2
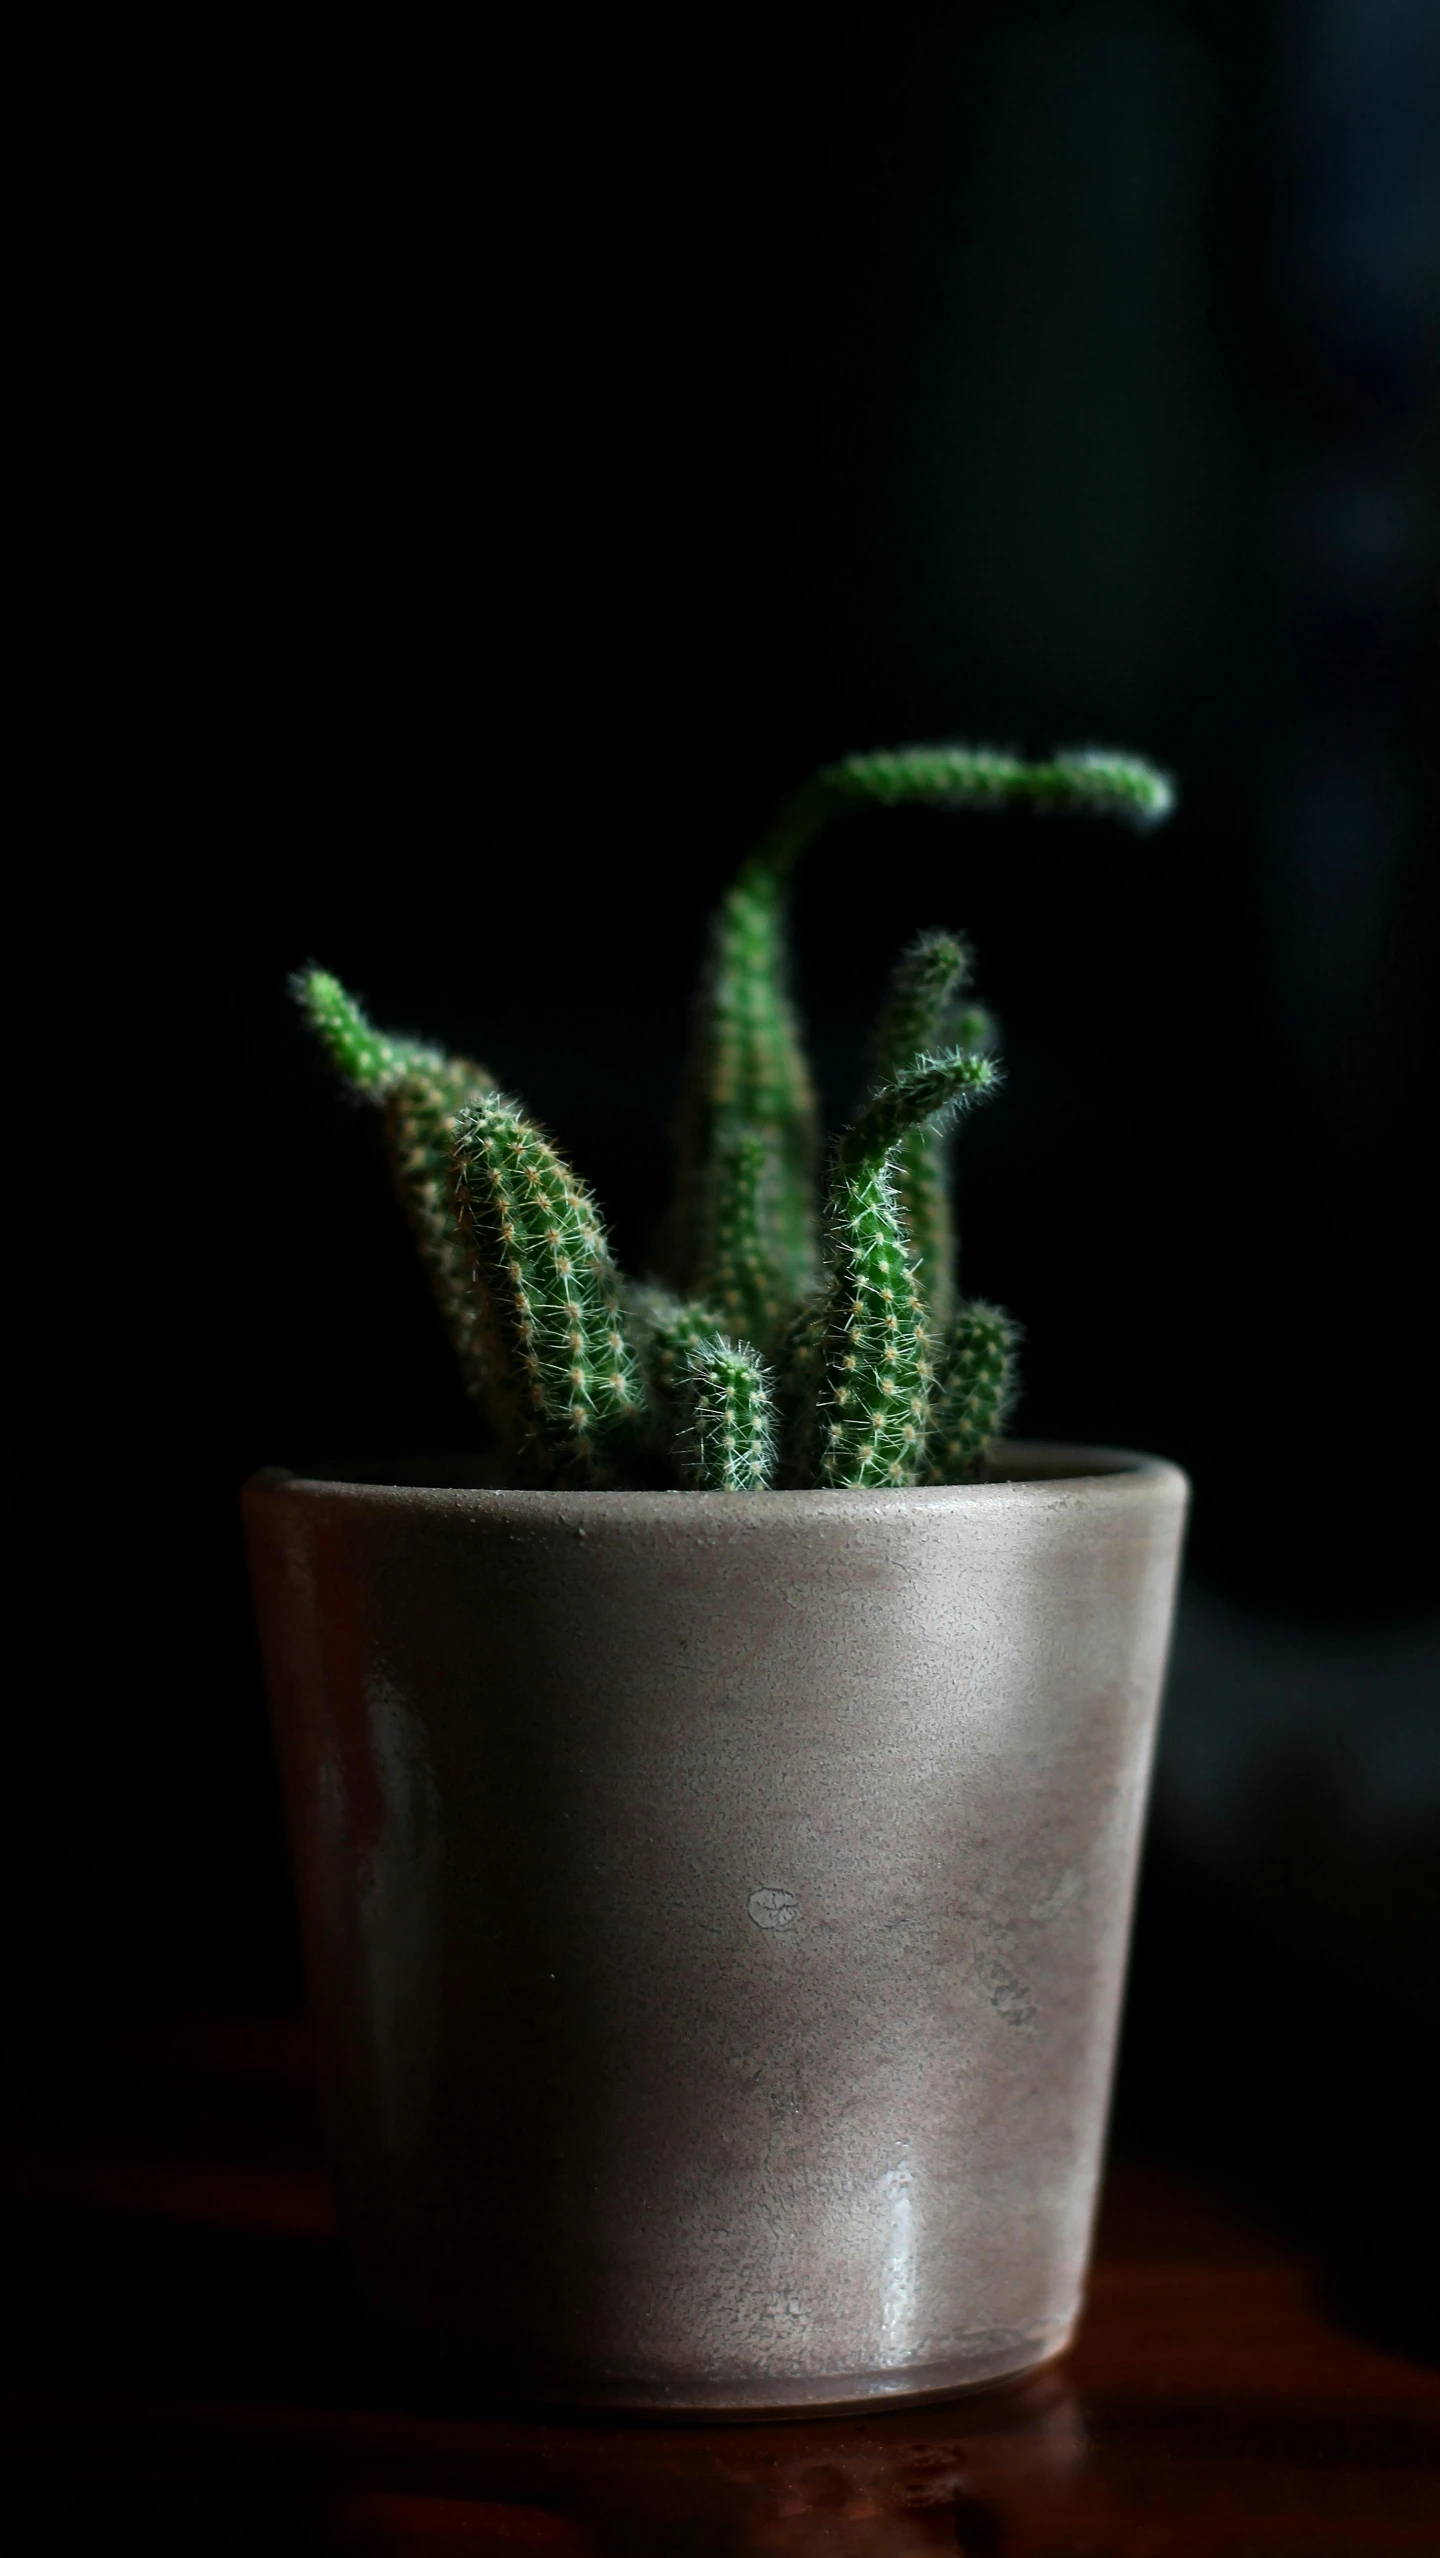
[{"x1": 244, "y1": 745, "x2": 1188, "y2": 2414}]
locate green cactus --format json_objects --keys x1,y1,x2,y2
[
  {"x1": 677, "y1": 1335, "x2": 777, "y2": 1492},
  {"x1": 670, "y1": 745, "x2": 1168, "y2": 1342},
  {"x1": 296, "y1": 968, "x2": 495, "y2": 1404},
  {"x1": 805, "y1": 1050, "x2": 1000, "y2": 1490},
  {"x1": 766, "y1": 744, "x2": 1174, "y2": 849},
  {"x1": 625, "y1": 1283, "x2": 723, "y2": 1392},
  {"x1": 297, "y1": 964, "x2": 447, "y2": 1100},
  {"x1": 866, "y1": 932, "x2": 982, "y2": 1335},
  {"x1": 703, "y1": 1127, "x2": 794, "y2": 1346},
  {"x1": 295, "y1": 739, "x2": 1172, "y2": 1489},
  {"x1": 868, "y1": 931, "x2": 973, "y2": 1075},
  {"x1": 671, "y1": 860, "x2": 820, "y2": 1337},
  {"x1": 926, "y1": 1301, "x2": 1021, "y2": 1480},
  {"x1": 625, "y1": 1283, "x2": 726, "y2": 1451},
  {"x1": 451, "y1": 1094, "x2": 644, "y2": 1485}
]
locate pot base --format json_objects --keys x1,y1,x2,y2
[{"x1": 373, "y1": 2319, "x2": 1076, "y2": 2423}]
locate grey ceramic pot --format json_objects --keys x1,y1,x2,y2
[{"x1": 243, "y1": 1443, "x2": 1186, "y2": 2415}]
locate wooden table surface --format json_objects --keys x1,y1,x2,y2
[{"x1": 2, "y1": 2016, "x2": 1436, "y2": 2554}]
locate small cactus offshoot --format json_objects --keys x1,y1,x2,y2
[
  {"x1": 297, "y1": 741, "x2": 1173, "y2": 1489},
  {"x1": 677, "y1": 1335, "x2": 777, "y2": 1493}
]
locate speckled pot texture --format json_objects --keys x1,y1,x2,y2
[{"x1": 242, "y1": 1443, "x2": 1187, "y2": 2415}]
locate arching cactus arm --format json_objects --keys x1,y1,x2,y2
[
  {"x1": 295, "y1": 966, "x2": 450, "y2": 1094},
  {"x1": 867, "y1": 931, "x2": 974, "y2": 1083},
  {"x1": 295, "y1": 968, "x2": 495, "y2": 1406},
  {"x1": 759, "y1": 745, "x2": 1175, "y2": 868},
  {"x1": 864, "y1": 932, "x2": 974, "y2": 1333},
  {"x1": 671, "y1": 744, "x2": 1171, "y2": 1341}
]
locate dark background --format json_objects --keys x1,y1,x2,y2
[{"x1": 17, "y1": 1, "x2": 1439, "y2": 2343}]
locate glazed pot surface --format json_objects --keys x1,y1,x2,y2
[{"x1": 243, "y1": 1446, "x2": 1187, "y2": 2413}]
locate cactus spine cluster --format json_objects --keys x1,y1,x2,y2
[{"x1": 298, "y1": 743, "x2": 1172, "y2": 1490}]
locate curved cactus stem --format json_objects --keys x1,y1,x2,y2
[
  {"x1": 452, "y1": 1096, "x2": 645, "y2": 1484},
  {"x1": 867, "y1": 931, "x2": 974, "y2": 1080},
  {"x1": 759, "y1": 746, "x2": 1175, "y2": 870},
  {"x1": 295, "y1": 966, "x2": 449, "y2": 1094},
  {"x1": 925, "y1": 1300, "x2": 1021, "y2": 1481},
  {"x1": 865, "y1": 932, "x2": 975, "y2": 1334},
  {"x1": 814, "y1": 1049, "x2": 999, "y2": 1489},
  {"x1": 294, "y1": 968, "x2": 495, "y2": 1406},
  {"x1": 382, "y1": 1063, "x2": 497, "y2": 1408},
  {"x1": 676, "y1": 1334, "x2": 777, "y2": 1491},
  {"x1": 671, "y1": 743, "x2": 1169, "y2": 1333},
  {"x1": 837, "y1": 1048, "x2": 998, "y2": 1176}
]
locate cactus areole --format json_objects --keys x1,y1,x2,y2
[{"x1": 296, "y1": 744, "x2": 1174, "y2": 1491}]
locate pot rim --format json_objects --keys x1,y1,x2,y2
[{"x1": 245, "y1": 1438, "x2": 1188, "y2": 1519}]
